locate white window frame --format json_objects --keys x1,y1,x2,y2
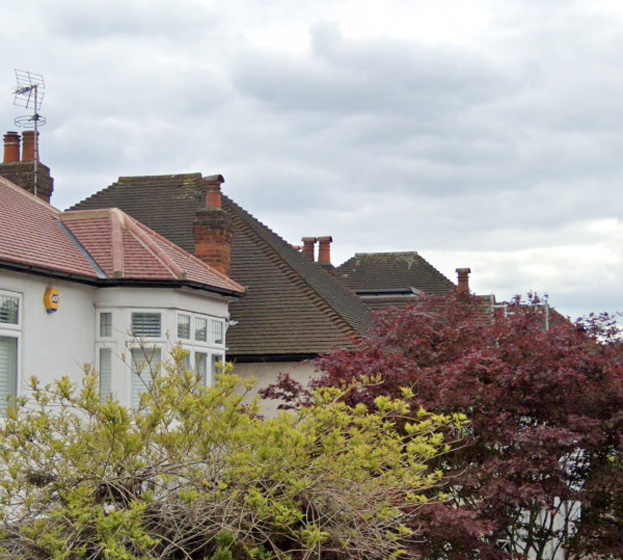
[
  {"x1": 0, "y1": 290, "x2": 22, "y2": 413},
  {"x1": 211, "y1": 319, "x2": 224, "y2": 345},
  {"x1": 0, "y1": 290, "x2": 22, "y2": 332},
  {"x1": 98, "y1": 311, "x2": 114, "y2": 338},
  {"x1": 177, "y1": 313, "x2": 191, "y2": 340}
]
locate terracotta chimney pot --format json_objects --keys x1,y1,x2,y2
[
  {"x1": 301, "y1": 237, "x2": 317, "y2": 260},
  {"x1": 3, "y1": 131, "x2": 20, "y2": 163},
  {"x1": 317, "y1": 236, "x2": 333, "y2": 265},
  {"x1": 205, "y1": 185, "x2": 221, "y2": 209},
  {"x1": 21, "y1": 131, "x2": 38, "y2": 162},
  {"x1": 456, "y1": 268, "x2": 471, "y2": 294}
]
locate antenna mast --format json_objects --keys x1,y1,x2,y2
[{"x1": 13, "y1": 69, "x2": 46, "y2": 197}]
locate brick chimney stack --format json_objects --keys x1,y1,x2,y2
[
  {"x1": 0, "y1": 130, "x2": 54, "y2": 203},
  {"x1": 317, "y1": 236, "x2": 333, "y2": 265},
  {"x1": 456, "y1": 268, "x2": 471, "y2": 294},
  {"x1": 301, "y1": 237, "x2": 317, "y2": 260},
  {"x1": 193, "y1": 175, "x2": 234, "y2": 277}
]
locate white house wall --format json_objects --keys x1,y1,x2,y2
[
  {"x1": 233, "y1": 361, "x2": 318, "y2": 417},
  {"x1": 1, "y1": 270, "x2": 233, "y2": 410},
  {"x1": 94, "y1": 287, "x2": 231, "y2": 408},
  {"x1": 94, "y1": 286, "x2": 230, "y2": 318},
  {"x1": 0, "y1": 270, "x2": 95, "y2": 389}
]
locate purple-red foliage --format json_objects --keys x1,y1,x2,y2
[{"x1": 269, "y1": 293, "x2": 623, "y2": 559}]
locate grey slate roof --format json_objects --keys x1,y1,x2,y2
[
  {"x1": 336, "y1": 251, "x2": 455, "y2": 309},
  {"x1": 71, "y1": 173, "x2": 374, "y2": 360}
]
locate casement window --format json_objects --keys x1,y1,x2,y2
[
  {"x1": 212, "y1": 354, "x2": 224, "y2": 377},
  {"x1": 131, "y1": 312, "x2": 162, "y2": 338},
  {"x1": 130, "y1": 347, "x2": 161, "y2": 409},
  {"x1": 195, "y1": 317, "x2": 207, "y2": 342},
  {"x1": 194, "y1": 352, "x2": 223, "y2": 388},
  {"x1": 177, "y1": 313, "x2": 225, "y2": 346},
  {"x1": 177, "y1": 314, "x2": 191, "y2": 339},
  {"x1": 0, "y1": 295, "x2": 19, "y2": 326},
  {"x1": 0, "y1": 291, "x2": 21, "y2": 414},
  {"x1": 99, "y1": 312, "x2": 113, "y2": 337},
  {"x1": 195, "y1": 352, "x2": 208, "y2": 387},
  {"x1": 212, "y1": 320, "x2": 224, "y2": 345}
]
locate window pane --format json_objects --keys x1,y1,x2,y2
[
  {"x1": 195, "y1": 317, "x2": 207, "y2": 342},
  {"x1": 131, "y1": 347, "x2": 161, "y2": 408},
  {"x1": 177, "y1": 315, "x2": 190, "y2": 339},
  {"x1": 99, "y1": 348, "x2": 112, "y2": 399},
  {"x1": 131, "y1": 313, "x2": 161, "y2": 338},
  {"x1": 0, "y1": 336, "x2": 17, "y2": 414},
  {"x1": 195, "y1": 352, "x2": 207, "y2": 387},
  {"x1": 181, "y1": 353, "x2": 190, "y2": 370},
  {"x1": 212, "y1": 320, "x2": 224, "y2": 344},
  {"x1": 100, "y1": 313, "x2": 112, "y2": 337},
  {"x1": 211, "y1": 354, "x2": 223, "y2": 380},
  {"x1": 0, "y1": 296, "x2": 18, "y2": 325}
]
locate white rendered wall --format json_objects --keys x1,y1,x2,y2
[
  {"x1": 0, "y1": 271, "x2": 233, "y2": 408},
  {"x1": 232, "y1": 361, "x2": 318, "y2": 417},
  {"x1": 0, "y1": 270, "x2": 96, "y2": 392},
  {"x1": 94, "y1": 287, "x2": 231, "y2": 408}
]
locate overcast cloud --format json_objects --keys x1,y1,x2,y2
[{"x1": 2, "y1": 0, "x2": 623, "y2": 319}]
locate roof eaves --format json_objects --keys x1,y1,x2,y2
[{"x1": 0, "y1": 259, "x2": 101, "y2": 285}]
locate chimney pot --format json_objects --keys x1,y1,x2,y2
[
  {"x1": 205, "y1": 186, "x2": 221, "y2": 209},
  {"x1": 21, "y1": 130, "x2": 38, "y2": 162},
  {"x1": 3, "y1": 131, "x2": 20, "y2": 163},
  {"x1": 456, "y1": 267, "x2": 471, "y2": 294},
  {"x1": 317, "y1": 236, "x2": 333, "y2": 265},
  {"x1": 301, "y1": 237, "x2": 317, "y2": 260}
]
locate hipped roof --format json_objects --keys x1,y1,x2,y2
[
  {"x1": 337, "y1": 252, "x2": 455, "y2": 295},
  {"x1": 0, "y1": 176, "x2": 244, "y2": 296},
  {"x1": 71, "y1": 173, "x2": 374, "y2": 359}
]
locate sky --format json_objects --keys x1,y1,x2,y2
[{"x1": 2, "y1": 0, "x2": 623, "y2": 320}]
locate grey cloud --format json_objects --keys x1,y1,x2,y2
[
  {"x1": 43, "y1": 0, "x2": 217, "y2": 42},
  {"x1": 232, "y1": 23, "x2": 512, "y2": 119}
]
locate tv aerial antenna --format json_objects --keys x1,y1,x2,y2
[{"x1": 12, "y1": 69, "x2": 46, "y2": 196}]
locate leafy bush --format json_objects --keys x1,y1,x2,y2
[{"x1": 0, "y1": 349, "x2": 465, "y2": 560}]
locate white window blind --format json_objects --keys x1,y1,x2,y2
[
  {"x1": 131, "y1": 348, "x2": 161, "y2": 408},
  {"x1": 0, "y1": 336, "x2": 17, "y2": 414},
  {"x1": 131, "y1": 313, "x2": 161, "y2": 338},
  {"x1": 99, "y1": 348, "x2": 112, "y2": 399}
]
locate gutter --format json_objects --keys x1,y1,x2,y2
[{"x1": 0, "y1": 260, "x2": 244, "y2": 299}]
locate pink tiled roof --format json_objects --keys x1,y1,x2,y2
[
  {"x1": 0, "y1": 176, "x2": 244, "y2": 295},
  {"x1": 61, "y1": 209, "x2": 244, "y2": 292},
  {"x1": 0, "y1": 176, "x2": 99, "y2": 278}
]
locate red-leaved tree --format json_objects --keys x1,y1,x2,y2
[{"x1": 263, "y1": 293, "x2": 623, "y2": 559}]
